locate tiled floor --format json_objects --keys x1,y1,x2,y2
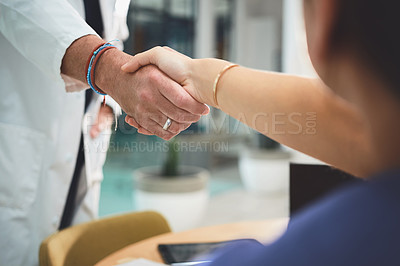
[
  {"x1": 99, "y1": 158, "x2": 290, "y2": 229},
  {"x1": 98, "y1": 162, "x2": 247, "y2": 218},
  {"x1": 99, "y1": 132, "x2": 320, "y2": 229},
  {"x1": 98, "y1": 132, "x2": 246, "y2": 218},
  {"x1": 198, "y1": 165, "x2": 289, "y2": 227}
]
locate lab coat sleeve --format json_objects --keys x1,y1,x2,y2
[
  {"x1": 0, "y1": 0, "x2": 98, "y2": 85},
  {"x1": 105, "y1": 96, "x2": 122, "y2": 118}
]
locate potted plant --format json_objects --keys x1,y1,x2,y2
[
  {"x1": 239, "y1": 133, "x2": 291, "y2": 195},
  {"x1": 133, "y1": 136, "x2": 210, "y2": 232}
]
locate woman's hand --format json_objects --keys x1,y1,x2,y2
[
  {"x1": 121, "y1": 47, "x2": 202, "y2": 134},
  {"x1": 121, "y1": 46, "x2": 231, "y2": 135},
  {"x1": 121, "y1": 47, "x2": 203, "y2": 102}
]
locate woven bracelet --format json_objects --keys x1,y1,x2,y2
[{"x1": 86, "y1": 42, "x2": 117, "y2": 96}]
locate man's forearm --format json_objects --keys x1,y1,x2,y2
[
  {"x1": 61, "y1": 34, "x2": 104, "y2": 83},
  {"x1": 61, "y1": 35, "x2": 208, "y2": 141},
  {"x1": 94, "y1": 46, "x2": 132, "y2": 98},
  {"x1": 60, "y1": 34, "x2": 130, "y2": 95}
]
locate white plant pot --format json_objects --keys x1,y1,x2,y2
[
  {"x1": 239, "y1": 148, "x2": 291, "y2": 195},
  {"x1": 133, "y1": 166, "x2": 209, "y2": 232}
]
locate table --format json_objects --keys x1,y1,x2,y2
[{"x1": 96, "y1": 218, "x2": 289, "y2": 266}]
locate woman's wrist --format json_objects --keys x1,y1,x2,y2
[{"x1": 191, "y1": 58, "x2": 232, "y2": 108}]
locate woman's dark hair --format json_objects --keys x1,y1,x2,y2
[{"x1": 333, "y1": 1, "x2": 400, "y2": 95}]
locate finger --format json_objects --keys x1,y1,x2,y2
[
  {"x1": 135, "y1": 66, "x2": 209, "y2": 117},
  {"x1": 162, "y1": 46, "x2": 191, "y2": 59},
  {"x1": 137, "y1": 128, "x2": 155, "y2": 136},
  {"x1": 162, "y1": 46, "x2": 176, "y2": 53},
  {"x1": 125, "y1": 116, "x2": 139, "y2": 129},
  {"x1": 155, "y1": 94, "x2": 202, "y2": 123},
  {"x1": 121, "y1": 47, "x2": 163, "y2": 73},
  {"x1": 122, "y1": 47, "x2": 190, "y2": 84},
  {"x1": 127, "y1": 103, "x2": 195, "y2": 136},
  {"x1": 157, "y1": 75, "x2": 210, "y2": 115},
  {"x1": 183, "y1": 123, "x2": 192, "y2": 131},
  {"x1": 126, "y1": 116, "x2": 154, "y2": 135},
  {"x1": 138, "y1": 118, "x2": 176, "y2": 141},
  {"x1": 151, "y1": 116, "x2": 193, "y2": 135}
]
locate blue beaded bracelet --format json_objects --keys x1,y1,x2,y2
[{"x1": 86, "y1": 42, "x2": 117, "y2": 96}]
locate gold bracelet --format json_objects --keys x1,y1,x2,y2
[{"x1": 213, "y1": 64, "x2": 239, "y2": 108}]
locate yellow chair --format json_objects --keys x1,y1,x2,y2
[{"x1": 39, "y1": 211, "x2": 171, "y2": 266}]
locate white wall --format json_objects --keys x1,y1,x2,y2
[
  {"x1": 282, "y1": 0, "x2": 316, "y2": 77},
  {"x1": 282, "y1": 0, "x2": 322, "y2": 164},
  {"x1": 234, "y1": 0, "x2": 282, "y2": 71},
  {"x1": 194, "y1": 0, "x2": 216, "y2": 58}
]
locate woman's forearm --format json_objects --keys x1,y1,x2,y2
[
  {"x1": 121, "y1": 48, "x2": 376, "y2": 176},
  {"x1": 192, "y1": 58, "x2": 375, "y2": 177}
]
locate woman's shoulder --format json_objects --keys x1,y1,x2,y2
[
  {"x1": 292, "y1": 168, "x2": 400, "y2": 224},
  {"x1": 246, "y1": 169, "x2": 400, "y2": 266}
]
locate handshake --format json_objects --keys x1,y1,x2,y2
[
  {"x1": 63, "y1": 36, "x2": 235, "y2": 140},
  {"x1": 120, "y1": 47, "x2": 222, "y2": 139},
  {"x1": 92, "y1": 45, "x2": 226, "y2": 141},
  {"x1": 85, "y1": 47, "x2": 223, "y2": 140}
]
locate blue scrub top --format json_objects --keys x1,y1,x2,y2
[{"x1": 207, "y1": 170, "x2": 400, "y2": 266}]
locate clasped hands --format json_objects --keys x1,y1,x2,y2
[
  {"x1": 64, "y1": 37, "x2": 215, "y2": 141},
  {"x1": 114, "y1": 47, "x2": 225, "y2": 140}
]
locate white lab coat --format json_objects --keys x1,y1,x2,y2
[{"x1": 0, "y1": 0, "x2": 130, "y2": 265}]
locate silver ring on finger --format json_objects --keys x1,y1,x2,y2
[{"x1": 163, "y1": 118, "x2": 172, "y2": 131}]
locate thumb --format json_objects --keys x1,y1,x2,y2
[{"x1": 121, "y1": 46, "x2": 164, "y2": 73}]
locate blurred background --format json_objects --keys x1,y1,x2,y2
[{"x1": 100, "y1": 0, "x2": 320, "y2": 231}]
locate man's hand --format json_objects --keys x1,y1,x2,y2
[
  {"x1": 95, "y1": 48, "x2": 210, "y2": 140},
  {"x1": 120, "y1": 46, "x2": 228, "y2": 108},
  {"x1": 90, "y1": 104, "x2": 114, "y2": 139},
  {"x1": 61, "y1": 35, "x2": 209, "y2": 140}
]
